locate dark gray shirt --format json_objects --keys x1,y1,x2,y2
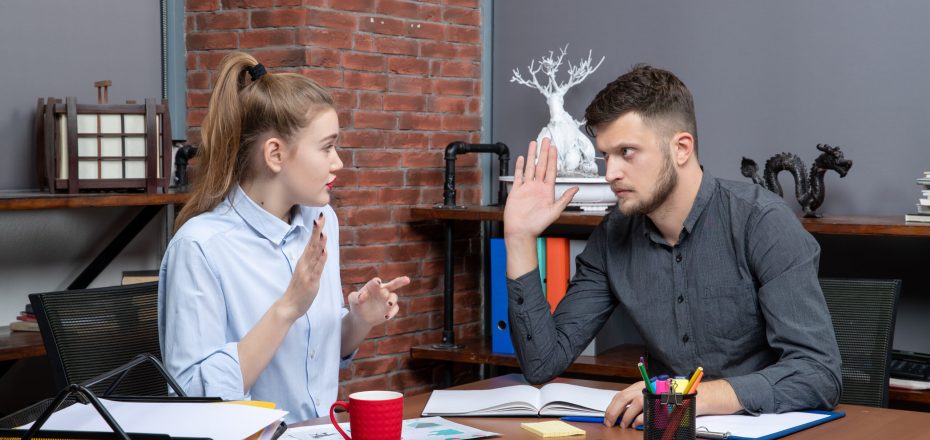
[{"x1": 507, "y1": 174, "x2": 842, "y2": 414}]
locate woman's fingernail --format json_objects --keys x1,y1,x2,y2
[{"x1": 319, "y1": 212, "x2": 324, "y2": 219}]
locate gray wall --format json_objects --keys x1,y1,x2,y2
[
  {"x1": 492, "y1": 1, "x2": 930, "y2": 353},
  {"x1": 0, "y1": 0, "x2": 167, "y2": 325},
  {"x1": 493, "y1": 0, "x2": 930, "y2": 215},
  {"x1": 0, "y1": 0, "x2": 163, "y2": 190}
]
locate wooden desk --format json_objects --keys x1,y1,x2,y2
[{"x1": 302, "y1": 374, "x2": 930, "y2": 438}]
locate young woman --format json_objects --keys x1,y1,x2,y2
[{"x1": 158, "y1": 52, "x2": 409, "y2": 423}]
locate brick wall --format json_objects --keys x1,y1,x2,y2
[{"x1": 185, "y1": 0, "x2": 484, "y2": 398}]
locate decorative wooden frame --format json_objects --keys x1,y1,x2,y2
[{"x1": 34, "y1": 97, "x2": 172, "y2": 194}]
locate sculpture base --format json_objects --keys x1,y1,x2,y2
[{"x1": 500, "y1": 176, "x2": 615, "y2": 211}]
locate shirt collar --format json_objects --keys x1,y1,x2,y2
[
  {"x1": 681, "y1": 172, "x2": 717, "y2": 235},
  {"x1": 641, "y1": 172, "x2": 718, "y2": 243},
  {"x1": 229, "y1": 184, "x2": 305, "y2": 245}
]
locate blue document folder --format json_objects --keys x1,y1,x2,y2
[
  {"x1": 490, "y1": 238, "x2": 513, "y2": 354},
  {"x1": 636, "y1": 410, "x2": 845, "y2": 440}
]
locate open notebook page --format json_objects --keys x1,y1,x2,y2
[
  {"x1": 538, "y1": 383, "x2": 618, "y2": 416},
  {"x1": 422, "y1": 385, "x2": 543, "y2": 415}
]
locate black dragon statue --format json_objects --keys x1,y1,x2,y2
[{"x1": 740, "y1": 144, "x2": 853, "y2": 218}]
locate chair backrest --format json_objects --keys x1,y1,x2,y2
[
  {"x1": 819, "y1": 278, "x2": 901, "y2": 407},
  {"x1": 29, "y1": 281, "x2": 167, "y2": 397}
]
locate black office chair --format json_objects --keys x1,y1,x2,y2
[
  {"x1": 819, "y1": 278, "x2": 901, "y2": 407},
  {"x1": 29, "y1": 281, "x2": 168, "y2": 397}
]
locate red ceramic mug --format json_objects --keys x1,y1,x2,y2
[{"x1": 329, "y1": 391, "x2": 404, "y2": 440}]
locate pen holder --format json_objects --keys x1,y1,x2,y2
[{"x1": 642, "y1": 389, "x2": 697, "y2": 440}]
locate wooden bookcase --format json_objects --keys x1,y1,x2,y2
[
  {"x1": 0, "y1": 191, "x2": 188, "y2": 362},
  {"x1": 408, "y1": 205, "x2": 930, "y2": 408}
]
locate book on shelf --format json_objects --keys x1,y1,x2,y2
[
  {"x1": 421, "y1": 383, "x2": 617, "y2": 417},
  {"x1": 121, "y1": 270, "x2": 159, "y2": 285},
  {"x1": 918, "y1": 204, "x2": 930, "y2": 214},
  {"x1": 904, "y1": 213, "x2": 930, "y2": 223},
  {"x1": 9, "y1": 320, "x2": 39, "y2": 332},
  {"x1": 920, "y1": 199, "x2": 930, "y2": 207}
]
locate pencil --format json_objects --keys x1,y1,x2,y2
[
  {"x1": 638, "y1": 362, "x2": 655, "y2": 394},
  {"x1": 686, "y1": 370, "x2": 704, "y2": 394},
  {"x1": 684, "y1": 367, "x2": 703, "y2": 394}
]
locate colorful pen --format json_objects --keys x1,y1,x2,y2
[
  {"x1": 685, "y1": 366, "x2": 703, "y2": 394},
  {"x1": 560, "y1": 416, "x2": 608, "y2": 424}
]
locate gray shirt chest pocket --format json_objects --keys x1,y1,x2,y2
[{"x1": 700, "y1": 283, "x2": 762, "y2": 340}]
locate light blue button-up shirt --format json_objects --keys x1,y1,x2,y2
[{"x1": 158, "y1": 184, "x2": 351, "y2": 423}]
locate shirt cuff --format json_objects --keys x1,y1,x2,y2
[
  {"x1": 725, "y1": 372, "x2": 774, "y2": 415},
  {"x1": 202, "y1": 342, "x2": 250, "y2": 401},
  {"x1": 340, "y1": 348, "x2": 357, "y2": 369},
  {"x1": 507, "y1": 268, "x2": 550, "y2": 314}
]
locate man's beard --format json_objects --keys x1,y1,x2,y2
[{"x1": 618, "y1": 152, "x2": 678, "y2": 216}]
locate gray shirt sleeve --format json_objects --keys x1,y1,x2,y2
[
  {"x1": 724, "y1": 201, "x2": 842, "y2": 414},
  {"x1": 507, "y1": 225, "x2": 618, "y2": 384}
]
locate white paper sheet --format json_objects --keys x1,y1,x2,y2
[
  {"x1": 695, "y1": 412, "x2": 830, "y2": 438},
  {"x1": 21, "y1": 399, "x2": 287, "y2": 440}
]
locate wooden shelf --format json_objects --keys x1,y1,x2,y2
[
  {"x1": 409, "y1": 206, "x2": 930, "y2": 237},
  {"x1": 411, "y1": 338, "x2": 643, "y2": 379},
  {"x1": 0, "y1": 190, "x2": 188, "y2": 211},
  {"x1": 0, "y1": 326, "x2": 45, "y2": 362},
  {"x1": 412, "y1": 339, "x2": 930, "y2": 408}
]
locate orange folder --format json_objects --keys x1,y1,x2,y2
[{"x1": 545, "y1": 237, "x2": 571, "y2": 313}]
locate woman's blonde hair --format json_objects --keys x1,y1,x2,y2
[{"x1": 175, "y1": 52, "x2": 334, "y2": 231}]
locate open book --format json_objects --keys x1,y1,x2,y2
[{"x1": 421, "y1": 383, "x2": 618, "y2": 417}]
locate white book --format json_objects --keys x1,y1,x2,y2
[
  {"x1": 904, "y1": 213, "x2": 930, "y2": 223},
  {"x1": 421, "y1": 383, "x2": 618, "y2": 417},
  {"x1": 918, "y1": 204, "x2": 930, "y2": 213},
  {"x1": 919, "y1": 199, "x2": 930, "y2": 206}
]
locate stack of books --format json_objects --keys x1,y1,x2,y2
[
  {"x1": 9, "y1": 304, "x2": 38, "y2": 332},
  {"x1": 905, "y1": 172, "x2": 930, "y2": 223}
]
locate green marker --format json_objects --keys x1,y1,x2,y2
[{"x1": 638, "y1": 362, "x2": 655, "y2": 394}]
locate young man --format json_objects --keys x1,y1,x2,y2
[{"x1": 503, "y1": 64, "x2": 841, "y2": 428}]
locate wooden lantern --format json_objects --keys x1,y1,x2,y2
[{"x1": 34, "y1": 87, "x2": 173, "y2": 194}]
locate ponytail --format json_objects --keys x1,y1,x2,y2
[{"x1": 175, "y1": 52, "x2": 334, "y2": 232}]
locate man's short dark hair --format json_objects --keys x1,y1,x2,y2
[{"x1": 584, "y1": 64, "x2": 698, "y2": 156}]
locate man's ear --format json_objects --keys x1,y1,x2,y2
[
  {"x1": 671, "y1": 132, "x2": 695, "y2": 167},
  {"x1": 262, "y1": 136, "x2": 286, "y2": 173}
]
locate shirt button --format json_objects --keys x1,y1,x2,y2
[
  {"x1": 675, "y1": 254, "x2": 683, "y2": 263},
  {"x1": 677, "y1": 295, "x2": 684, "y2": 304},
  {"x1": 517, "y1": 297, "x2": 524, "y2": 305},
  {"x1": 682, "y1": 334, "x2": 689, "y2": 343}
]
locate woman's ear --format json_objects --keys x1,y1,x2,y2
[{"x1": 262, "y1": 136, "x2": 285, "y2": 173}]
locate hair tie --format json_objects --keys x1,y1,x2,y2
[{"x1": 247, "y1": 63, "x2": 266, "y2": 81}]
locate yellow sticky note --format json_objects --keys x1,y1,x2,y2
[{"x1": 520, "y1": 420, "x2": 586, "y2": 437}]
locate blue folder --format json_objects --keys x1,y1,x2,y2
[
  {"x1": 490, "y1": 238, "x2": 514, "y2": 354},
  {"x1": 633, "y1": 410, "x2": 845, "y2": 440},
  {"x1": 722, "y1": 410, "x2": 845, "y2": 440}
]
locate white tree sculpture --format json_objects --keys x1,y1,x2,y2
[{"x1": 511, "y1": 45, "x2": 604, "y2": 177}]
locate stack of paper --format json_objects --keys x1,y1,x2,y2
[
  {"x1": 21, "y1": 399, "x2": 287, "y2": 440},
  {"x1": 521, "y1": 420, "x2": 586, "y2": 438}
]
